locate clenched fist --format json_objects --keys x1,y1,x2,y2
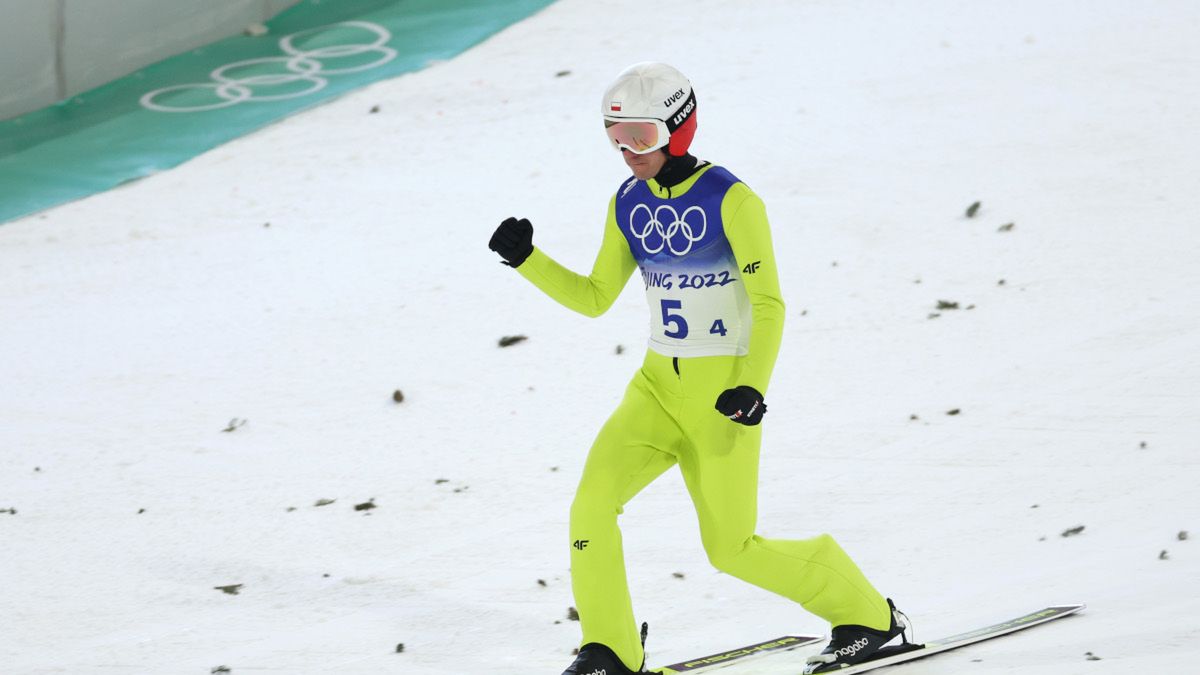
[
  {"x1": 489, "y1": 217, "x2": 534, "y2": 267},
  {"x1": 715, "y1": 386, "x2": 767, "y2": 426}
]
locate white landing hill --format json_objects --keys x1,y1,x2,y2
[{"x1": 1, "y1": 1, "x2": 1197, "y2": 673}]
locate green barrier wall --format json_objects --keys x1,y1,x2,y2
[{"x1": 0, "y1": 0, "x2": 555, "y2": 225}]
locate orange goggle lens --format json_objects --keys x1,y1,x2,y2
[{"x1": 604, "y1": 119, "x2": 668, "y2": 154}]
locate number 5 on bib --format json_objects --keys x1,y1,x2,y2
[{"x1": 661, "y1": 299, "x2": 689, "y2": 338}]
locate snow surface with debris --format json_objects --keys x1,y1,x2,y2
[{"x1": 2, "y1": 1, "x2": 1198, "y2": 673}]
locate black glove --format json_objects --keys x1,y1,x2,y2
[
  {"x1": 715, "y1": 386, "x2": 767, "y2": 426},
  {"x1": 489, "y1": 217, "x2": 534, "y2": 267}
]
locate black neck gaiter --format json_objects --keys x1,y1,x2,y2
[{"x1": 654, "y1": 152, "x2": 705, "y2": 189}]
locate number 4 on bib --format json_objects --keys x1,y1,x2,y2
[{"x1": 709, "y1": 319, "x2": 728, "y2": 336}]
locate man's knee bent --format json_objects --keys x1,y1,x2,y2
[
  {"x1": 703, "y1": 534, "x2": 754, "y2": 573},
  {"x1": 570, "y1": 489, "x2": 622, "y2": 527}
]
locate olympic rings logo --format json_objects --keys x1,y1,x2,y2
[
  {"x1": 140, "y1": 21, "x2": 397, "y2": 113},
  {"x1": 629, "y1": 204, "x2": 708, "y2": 255}
]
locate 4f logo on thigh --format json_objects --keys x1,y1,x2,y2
[{"x1": 573, "y1": 539, "x2": 590, "y2": 550}]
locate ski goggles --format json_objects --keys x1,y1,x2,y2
[{"x1": 604, "y1": 117, "x2": 670, "y2": 154}]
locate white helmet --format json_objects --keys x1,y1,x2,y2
[{"x1": 601, "y1": 62, "x2": 697, "y2": 157}]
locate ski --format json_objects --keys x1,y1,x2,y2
[
  {"x1": 655, "y1": 635, "x2": 824, "y2": 674},
  {"x1": 803, "y1": 604, "x2": 1086, "y2": 674}
]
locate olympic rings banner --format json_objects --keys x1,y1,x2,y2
[{"x1": 0, "y1": 0, "x2": 557, "y2": 225}]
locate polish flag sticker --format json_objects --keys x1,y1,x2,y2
[{"x1": 610, "y1": 101, "x2": 622, "y2": 112}]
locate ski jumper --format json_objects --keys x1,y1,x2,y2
[{"x1": 516, "y1": 164, "x2": 891, "y2": 671}]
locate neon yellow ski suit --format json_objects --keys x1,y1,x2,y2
[{"x1": 514, "y1": 165, "x2": 890, "y2": 671}]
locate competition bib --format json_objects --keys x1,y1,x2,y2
[{"x1": 614, "y1": 166, "x2": 750, "y2": 357}]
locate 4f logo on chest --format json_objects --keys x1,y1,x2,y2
[{"x1": 742, "y1": 260, "x2": 761, "y2": 274}]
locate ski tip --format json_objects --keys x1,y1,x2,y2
[{"x1": 1050, "y1": 603, "x2": 1087, "y2": 613}]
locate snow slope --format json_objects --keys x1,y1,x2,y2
[{"x1": 2, "y1": 1, "x2": 1198, "y2": 673}]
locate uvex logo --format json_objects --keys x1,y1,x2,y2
[
  {"x1": 662, "y1": 88, "x2": 685, "y2": 107},
  {"x1": 672, "y1": 96, "x2": 696, "y2": 126},
  {"x1": 584, "y1": 669, "x2": 606, "y2": 675},
  {"x1": 834, "y1": 637, "x2": 870, "y2": 658}
]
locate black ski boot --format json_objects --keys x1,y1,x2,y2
[
  {"x1": 561, "y1": 642, "x2": 642, "y2": 675},
  {"x1": 804, "y1": 599, "x2": 917, "y2": 673},
  {"x1": 562, "y1": 623, "x2": 649, "y2": 675}
]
